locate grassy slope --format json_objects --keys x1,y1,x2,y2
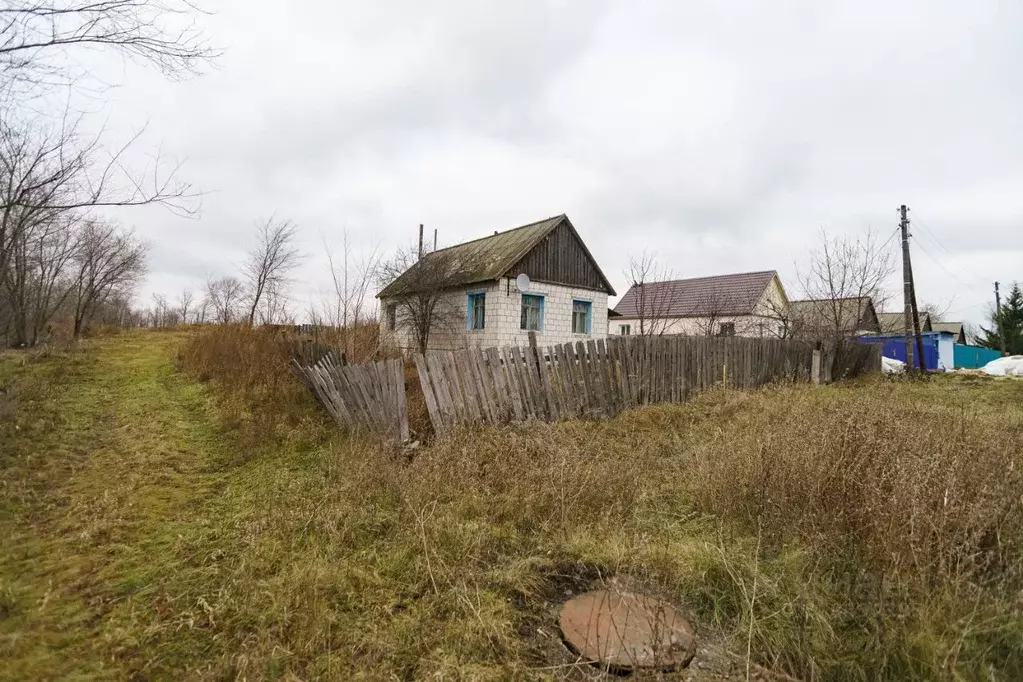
[
  {"x1": 2, "y1": 332, "x2": 1023, "y2": 680},
  {"x1": 1, "y1": 333, "x2": 235, "y2": 679}
]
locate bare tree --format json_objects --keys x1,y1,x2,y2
[
  {"x1": 377, "y1": 245, "x2": 459, "y2": 354},
  {"x1": 177, "y1": 287, "x2": 193, "y2": 323},
  {"x1": 257, "y1": 278, "x2": 290, "y2": 325},
  {"x1": 205, "y1": 274, "x2": 243, "y2": 324},
  {"x1": 920, "y1": 300, "x2": 952, "y2": 322},
  {"x1": 194, "y1": 294, "x2": 208, "y2": 324},
  {"x1": 794, "y1": 228, "x2": 894, "y2": 342},
  {"x1": 94, "y1": 290, "x2": 135, "y2": 328},
  {"x1": 242, "y1": 216, "x2": 301, "y2": 325},
  {"x1": 0, "y1": 0, "x2": 217, "y2": 93},
  {"x1": 0, "y1": 110, "x2": 195, "y2": 338},
  {"x1": 321, "y1": 229, "x2": 381, "y2": 354},
  {"x1": 758, "y1": 296, "x2": 795, "y2": 339},
  {"x1": 70, "y1": 220, "x2": 146, "y2": 337},
  {"x1": 622, "y1": 251, "x2": 678, "y2": 336},
  {"x1": 0, "y1": 213, "x2": 77, "y2": 346},
  {"x1": 151, "y1": 292, "x2": 169, "y2": 326}
]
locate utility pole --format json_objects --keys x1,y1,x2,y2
[
  {"x1": 995, "y1": 281, "x2": 1007, "y2": 356},
  {"x1": 900, "y1": 205, "x2": 915, "y2": 371},
  {"x1": 909, "y1": 269, "x2": 926, "y2": 370},
  {"x1": 900, "y1": 205, "x2": 927, "y2": 370}
]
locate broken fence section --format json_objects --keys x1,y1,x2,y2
[
  {"x1": 292, "y1": 355, "x2": 409, "y2": 442},
  {"x1": 415, "y1": 335, "x2": 823, "y2": 434}
]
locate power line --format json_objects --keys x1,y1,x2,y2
[
  {"x1": 909, "y1": 210, "x2": 955, "y2": 256},
  {"x1": 879, "y1": 224, "x2": 901, "y2": 252},
  {"x1": 913, "y1": 237, "x2": 967, "y2": 286}
]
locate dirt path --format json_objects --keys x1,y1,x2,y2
[{"x1": 1, "y1": 333, "x2": 230, "y2": 680}]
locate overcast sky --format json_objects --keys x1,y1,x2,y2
[{"x1": 92, "y1": 0, "x2": 1023, "y2": 327}]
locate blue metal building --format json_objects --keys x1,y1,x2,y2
[{"x1": 857, "y1": 331, "x2": 955, "y2": 371}]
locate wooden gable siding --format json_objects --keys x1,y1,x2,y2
[
  {"x1": 509, "y1": 221, "x2": 609, "y2": 293},
  {"x1": 860, "y1": 302, "x2": 880, "y2": 332}
]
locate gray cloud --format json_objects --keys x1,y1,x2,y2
[{"x1": 77, "y1": 0, "x2": 1023, "y2": 327}]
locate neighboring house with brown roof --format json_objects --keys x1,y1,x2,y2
[
  {"x1": 789, "y1": 297, "x2": 881, "y2": 339},
  {"x1": 877, "y1": 311, "x2": 933, "y2": 334},
  {"x1": 932, "y1": 321, "x2": 967, "y2": 344},
  {"x1": 378, "y1": 214, "x2": 615, "y2": 351},
  {"x1": 610, "y1": 270, "x2": 789, "y2": 337}
]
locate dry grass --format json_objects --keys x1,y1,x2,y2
[
  {"x1": 2, "y1": 331, "x2": 1022, "y2": 680},
  {"x1": 177, "y1": 324, "x2": 432, "y2": 440}
]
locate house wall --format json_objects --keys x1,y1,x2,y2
[
  {"x1": 609, "y1": 314, "x2": 785, "y2": 337},
  {"x1": 752, "y1": 276, "x2": 788, "y2": 319},
  {"x1": 380, "y1": 277, "x2": 609, "y2": 352}
]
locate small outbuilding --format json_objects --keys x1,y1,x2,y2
[{"x1": 857, "y1": 331, "x2": 955, "y2": 371}]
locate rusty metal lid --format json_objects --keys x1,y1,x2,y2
[{"x1": 558, "y1": 589, "x2": 696, "y2": 672}]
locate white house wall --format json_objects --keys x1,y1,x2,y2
[
  {"x1": 381, "y1": 277, "x2": 609, "y2": 352},
  {"x1": 609, "y1": 314, "x2": 785, "y2": 338}
]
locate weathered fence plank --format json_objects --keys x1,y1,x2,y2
[
  {"x1": 411, "y1": 334, "x2": 875, "y2": 435},
  {"x1": 292, "y1": 355, "x2": 410, "y2": 441}
]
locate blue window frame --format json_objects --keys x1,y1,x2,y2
[
  {"x1": 572, "y1": 299, "x2": 592, "y2": 334},
  {"x1": 520, "y1": 293, "x2": 544, "y2": 331},
  {"x1": 466, "y1": 291, "x2": 486, "y2": 330}
]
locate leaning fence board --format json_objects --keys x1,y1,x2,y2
[{"x1": 292, "y1": 356, "x2": 409, "y2": 441}]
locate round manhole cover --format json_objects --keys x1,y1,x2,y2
[{"x1": 558, "y1": 589, "x2": 696, "y2": 672}]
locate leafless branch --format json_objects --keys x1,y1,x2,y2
[
  {"x1": 204, "y1": 273, "x2": 242, "y2": 324},
  {"x1": 794, "y1": 227, "x2": 894, "y2": 342},
  {"x1": 622, "y1": 250, "x2": 677, "y2": 336},
  {"x1": 242, "y1": 216, "x2": 301, "y2": 325},
  {"x1": 378, "y1": 244, "x2": 459, "y2": 354},
  {"x1": 69, "y1": 218, "x2": 146, "y2": 337},
  {"x1": 321, "y1": 228, "x2": 381, "y2": 355},
  {"x1": 0, "y1": 0, "x2": 219, "y2": 90}
]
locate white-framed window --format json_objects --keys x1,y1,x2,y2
[
  {"x1": 385, "y1": 303, "x2": 397, "y2": 331},
  {"x1": 572, "y1": 299, "x2": 592, "y2": 334},
  {"x1": 620, "y1": 324, "x2": 631, "y2": 336},
  {"x1": 520, "y1": 294, "x2": 544, "y2": 331},
  {"x1": 466, "y1": 291, "x2": 485, "y2": 330}
]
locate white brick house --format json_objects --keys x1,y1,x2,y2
[{"x1": 378, "y1": 214, "x2": 615, "y2": 352}]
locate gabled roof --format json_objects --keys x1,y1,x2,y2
[
  {"x1": 790, "y1": 297, "x2": 879, "y2": 332},
  {"x1": 932, "y1": 321, "x2": 965, "y2": 339},
  {"x1": 877, "y1": 311, "x2": 932, "y2": 333},
  {"x1": 613, "y1": 271, "x2": 779, "y2": 319},
  {"x1": 378, "y1": 214, "x2": 614, "y2": 297}
]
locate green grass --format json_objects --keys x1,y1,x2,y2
[{"x1": 2, "y1": 332, "x2": 1022, "y2": 680}]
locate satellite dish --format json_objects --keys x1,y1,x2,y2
[{"x1": 515, "y1": 273, "x2": 531, "y2": 292}]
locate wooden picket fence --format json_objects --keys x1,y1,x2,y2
[
  {"x1": 291, "y1": 354, "x2": 409, "y2": 441},
  {"x1": 414, "y1": 334, "x2": 822, "y2": 433}
]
